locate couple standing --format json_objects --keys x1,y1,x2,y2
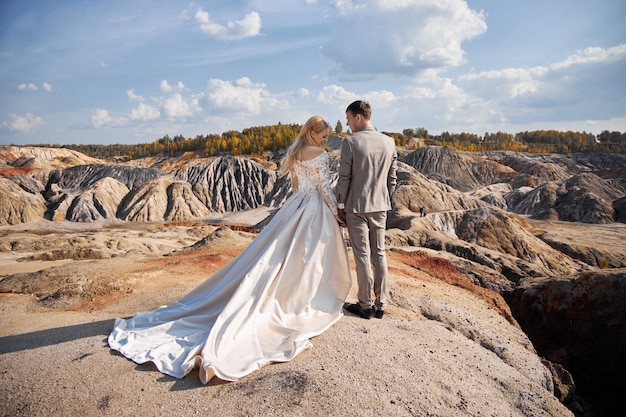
[{"x1": 108, "y1": 100, "x2": 398, "y2": 382}]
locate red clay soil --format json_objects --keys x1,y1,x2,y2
[
  {"x1": 0, "y1": 166, "x2": 40, "y2": 176},
  {"x1": 388, "y1": 248, "x2": 515, "y2": 324},
  {"x1": 0, "y1": 150, "x2": 18, "y2": 161}
]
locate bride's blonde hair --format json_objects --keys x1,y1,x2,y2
[{"x1": 279, "y1": 116, "x2": 331, "y2": 176}]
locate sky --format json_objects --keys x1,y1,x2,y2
[{"x1": 1, "y1": 0, "x2": 625, "y2": 146}]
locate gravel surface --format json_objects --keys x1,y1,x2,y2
[{"x1": 0, "y1": 223, "x2": 573, "y2": 417}]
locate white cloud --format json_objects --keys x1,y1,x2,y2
[
  {"x1": 457, "y1": 43, "x2": 626, "y2": 124},
  {"x1": 318, "y1": 85, "x2": 396, "y2": 114},
  {"x1": 3, "y1": 113, "x2": 43, "y2": 132},
  {"x1": 127, "y1": 89, "x2": 144, "y2": 102},
  {"x1": 362, "y1": 90, "x2": 397, "y2": 108},
  {"x1": 206, "y1": 77, "x2": 278, "y2": 114},
  {"x1": 18, "y1": 83, "x2": 38, "y2": 91},
  {"x1": 136, "y1": 81, "x2": 203, "y2": 120},
  {"x1": 160, "y1": 80, "x2": 185, "y2": 93},
  {"x1": 90, "y1": 109, "x2": 128, "y2": 128},
  {"x1": 17, "y1": 82, "x2": 53, "y2": 92},
  {"x1": 460, "y1": 44, "x2": 626, "y2": 98},
  {"x1": 317, "y1": 87, "x2": 398, "y2": 126},
  {"x1": 91, "y1": 109, "x2": 112, "y2": 128},
  {"x1": 194, "y1": 9, "x2": 261, "y2": 41},
  {"x1": 130, "y1": 103, "x2": 160, "y2": 121},
  {"x1": 323, "y1": 0, "x2": 486, "y2": 77},
  {"x1": 553, "y1": 44, "x2": 626, "y2": 70},
  {"x1": 459, "y1": 67, "x2": 547, "y2": 101},
  {"x1": 160, "y1": 80, "x2": 172, "y2": 92},
  {"x1": 317, "y1": 85, "x2": 359, "y2": 106},
  {"x1": 162, "y1": 93, "x2": 194, "y2": 118}
]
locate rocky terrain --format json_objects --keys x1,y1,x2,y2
[{"x1": 1, "y1": 142, "x2": 625, "y2": 416}]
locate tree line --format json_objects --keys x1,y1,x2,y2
[
  {"x1": 400, "y1": 128, "x2": 626, "y2": 154},
  {"x1": 47, "y1": 123, "x2": 625, "y2": 160},
  {"x1": 53, "y1": 123, "x2": 301, "y2": 160}
]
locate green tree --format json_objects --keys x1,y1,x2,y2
[
  {"x1": 415, "y1": 128, "x2": 429, "y2": 139},
  {"x1": 335, "y1": 120, "x2": 343, "y2": 135}
]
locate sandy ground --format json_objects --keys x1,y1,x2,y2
[{"x1": 0, "y1": 219, "x2": 574, "y2": 417}]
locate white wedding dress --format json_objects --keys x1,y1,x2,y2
[{"x1": 108, "y1": 152, "x2": 351, "y2": 383}]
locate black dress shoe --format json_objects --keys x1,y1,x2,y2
[
  {"x1": 374, "y1": 309, "x2": 384, "y2": 319},
  {"x1": 344, "y1": 302, "x2": 373, "y2": 319}
]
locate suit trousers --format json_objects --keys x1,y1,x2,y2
[{"x1": 345, "y1": 211, "x2": 388, "y2": 310}]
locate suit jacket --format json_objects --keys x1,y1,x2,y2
[{"x1": 336, "y1": 126, "x2": 398, "y2": 213}]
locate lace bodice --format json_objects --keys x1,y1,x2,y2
[{"x1": 292, "y1": 151, "x2": 338, "y2": 215}]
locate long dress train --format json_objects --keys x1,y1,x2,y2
[{"x1": 108, "y1": 151, "x2": 352, "y2": 382}]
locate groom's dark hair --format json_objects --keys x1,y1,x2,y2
[{"x1": 346, "y1": 100, "x2": 372, "y2": 120}]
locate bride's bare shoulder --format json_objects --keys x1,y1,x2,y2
[{"x1": 298, "y1": 146, "x2": 325, "y2": 161}]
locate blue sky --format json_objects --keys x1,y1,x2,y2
[{"x1": 1, "y1": 0, "x2": 625, "y2": 145}]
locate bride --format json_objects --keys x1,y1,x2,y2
[{"x1": 108, "y1": 116, "x2": 352, "y2": 383}]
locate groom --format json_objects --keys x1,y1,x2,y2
[{"x1": 336, "y1": 100, "x2": 397, "y2": 319}]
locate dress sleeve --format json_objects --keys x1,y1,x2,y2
[
  {"x1": 290, "y1": 170, "x2": 299, "y2": 191},
  {"x1": 317, "y1": 152, "x2": 339, "y2": 216},
  {"x1": 387, "y1": 149, "x2": 398, "y2": 197}
]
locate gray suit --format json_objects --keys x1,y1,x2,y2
[{"x1": 336, "y1": 126, "x2": 397, "y2": 310}]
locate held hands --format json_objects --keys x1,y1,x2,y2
[{"x1": 335, "y1": 208, "x2": 347, "y2": 227}]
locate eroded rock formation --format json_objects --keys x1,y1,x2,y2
[
  {"x1": 0, "y1": 177, "x2": 46, "y2": 225},
  {"x1": 174, "y1": 156, "x2": 277, "y2": 213},
  {"x1": 66, "y1": 177, "x2": 130, "y2": 222},
  {"x1": 2, "y1": 143, "x2": 626, "y2": 415}
]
